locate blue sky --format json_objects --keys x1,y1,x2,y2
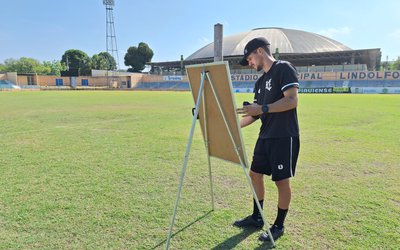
[{"x1": 0, "y1": 0, "x2": 399, "y2": 69}]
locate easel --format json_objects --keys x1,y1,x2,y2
[{"x1": 165, "y1": 62, "x2": 275, "y2": 249}]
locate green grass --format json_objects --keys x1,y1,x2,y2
[{"x1": 0, "y1": 91, "x2": 399, "y2": 249}]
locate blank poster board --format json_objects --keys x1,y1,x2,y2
[{"x1": 186, "y1": 61, "x2": 247, "y2": 166}]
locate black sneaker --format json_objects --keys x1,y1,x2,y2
[
  {"x1": 259, "y1": 225, "x2": 284, "y2": 242},
  {"x1": 233, "y1": 215, "x2": 264, "y2": 228}
]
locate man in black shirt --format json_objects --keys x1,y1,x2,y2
[{"x1": 235, "y1": 37, "x2": 300, "y2": 242}]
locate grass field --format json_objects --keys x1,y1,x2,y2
[{"x1": 0, "y1": 91, "x2": 399, "y2": 249}]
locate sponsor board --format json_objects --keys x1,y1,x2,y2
[
  {"x1": 332, "y1": 87, "x2": 351, "y2": 93},
  {"x1": 299, "y1": 88, "x2": 333, "y2": 93},
  {"x1": 236, "y1": 87, "x2": 352, "y2": 94},
  {"x1": 163, "y1": 75, "x2": 183, "y2": 81},
  {"x1": 351, "y1": 87, "x2": 400, "y2": 94}
]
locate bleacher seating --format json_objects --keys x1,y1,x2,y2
[
  {"x1": 0, "y1": 80, "x2": 21, "y2": 89},
  {"x1": 134, "y1": 82, "x2": 190, "y2": 90},
  {"x1": 133, "y1": 79, "x2": 400, "y2": 91},
  {"x1": 288, "y1": 64, "x2": 368, "y2": 73},
  {"x1": 232, "y1": 82, "x2": 253, "y2": 88}
]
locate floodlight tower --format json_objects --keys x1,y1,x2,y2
[{"x1": 103, "y1": 0, "x2": 120, "y2": 71}]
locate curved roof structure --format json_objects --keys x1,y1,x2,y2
[
  {"x1": 187, "y1": 27, "x2": 352, "y2": 60},
  {"x1": 149, "y1": 27, "x2": 380, "y2": 71}
]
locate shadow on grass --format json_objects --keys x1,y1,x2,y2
[
  {"x1": 152, "y1": 210, "x2": 274, "y2": 249},
  {"x1": 211, "y1": 227, "x2": 260, "y2": 250},
  {"x1": 151, "y1": 210, "x2": 213, "y2": 249},
  {"x1": 253, "y1": 241, "x2": 275, "y2": 250}
]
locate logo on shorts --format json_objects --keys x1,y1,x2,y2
[{"x1": 278, "y1": 164, "x2": 284, "y2": 170}]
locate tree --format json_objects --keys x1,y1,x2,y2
[
  {"x1": 1, "y1": 57, "x2": 51, "y2": 74},
  {"x1": 391, "y1": 57, "x2": 400, "y2": 70},
  {"x1": 124, "y1": 42, "x2": 154, "y2": 72},
  {"x1": 380, "y1": 61, "x2": 389, "y2": 71},
  {"x1": 61, "y1": 49, "x2": 92, "y2": 76},
  {"x1": 43, "y1": 60, "x2": 67, "y2": 76},
  {"x1": 92, "y1": 52, "x2": 117, "y2": 70}
]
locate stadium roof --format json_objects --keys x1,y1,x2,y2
[
  {"x1": 149, "y1": 27, "x2": 381, "y2": 71},
  {"x1": 186, "y1": 27, "x2": 352, "y2": 60}
]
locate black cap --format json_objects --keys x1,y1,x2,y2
[{"x1": 239, "y1": 37, "x2": 270, "y2": 66}]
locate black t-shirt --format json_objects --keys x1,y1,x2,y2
[{"x1": 253, "y1": 60, "x2": 300, "y2": 139}]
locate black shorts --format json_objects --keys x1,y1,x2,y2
[{"x1": 251, "y1": 137, "x2": 300, "y2": 181}]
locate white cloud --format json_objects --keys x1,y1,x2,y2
[{"x1": 319, "y1": 27, "x2": 352, "y2": 38}]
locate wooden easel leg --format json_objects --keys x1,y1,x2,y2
[{"x1": 165, "y1": 70, "x2": 207, "y2": 250}]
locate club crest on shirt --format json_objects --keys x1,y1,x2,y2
[{"x1": 265, "y1": 79, "x2": 272, "y2": 91}]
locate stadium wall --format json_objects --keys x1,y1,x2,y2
[
  {"x1": 230, "y1": 70, "x2": 400, "y2": 82},
  {"x1": 4, "y1": 72, "x2": 17, "y2": 84},
  {"x1": 134, "y1": 70, "x2": 400, "y2": 94},
  {"x1": 15, "y1": 75, "x2": 131, "y2": 88},
  {"x1": 4, "y1": 70, "x2": 400, "y2": 93}
]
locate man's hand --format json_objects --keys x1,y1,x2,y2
[{"x1": 236, "y1": 103, "x2": 263, "y2": 117}]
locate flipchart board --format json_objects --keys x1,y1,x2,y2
[{"x1": 186, "y1": 61, "x2": 247, "y2": 166}]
